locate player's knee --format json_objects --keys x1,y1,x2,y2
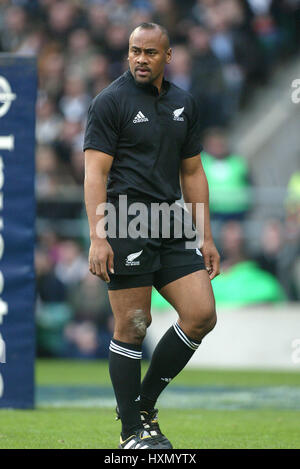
[
  {"x1": 201, "y1": 308, "x2": 217, "y2": 336},
  {"x1": 188, "y1": 306, "x2": 217, "y2": 340},
  {"x1": 205, "y1": 310, "x2": 217, "y2": 334},
  {"x1": 114, "y1": 309, "x2": 151, "y2": 344},
  {"x1": 130, "y1": 309, "x2": 151, "y2": 343}
]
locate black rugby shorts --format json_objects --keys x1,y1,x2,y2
[{"x1": 106, "y1": 197, "x2": 206, "y2": 290}]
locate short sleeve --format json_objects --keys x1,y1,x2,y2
[
  {"x1": 181, "y1": 97, "x2": 203, "y2": 159},
  {"x1": 83, "y1": 92, "x2": 119, "y2": 156}
]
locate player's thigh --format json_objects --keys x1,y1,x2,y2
[
  {"x1": 108, "y1": 285, "x2": 152, "y2": 329},
  {"x1": 158, "y1": 269, "x2": 216, "y2": 327}
]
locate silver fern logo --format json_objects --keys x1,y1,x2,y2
[
  {"x1": 125, "y1": 250, "x2": 143, "y2": 266},
  {"x1": 173, "y1": 107, "x2": 184, "y2": 121}
]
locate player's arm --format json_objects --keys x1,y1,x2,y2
[
  {"x1": 84, "y1": 149, "x2": 114, "y2": 282},
  {"x1": 180, "y1": 154, "x2": 220, "y2": 280}
]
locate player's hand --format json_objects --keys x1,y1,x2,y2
[
  {"x1": 200, "y1": 239, "x2": 220, "y2": 281},
  {"x1": 89, "y1": 238, "x2": 114, "y2": 283}
]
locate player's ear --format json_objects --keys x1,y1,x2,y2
[{"x1": 165, "y1": 48, "x2": 172, "y2": 65}]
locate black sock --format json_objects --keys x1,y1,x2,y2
[
  {"x1": 140, "y1": 322, "x2": 201, "y2": 411},
  {"x1": 109, "y1": 339, "x2": 143, "y2": 439}
]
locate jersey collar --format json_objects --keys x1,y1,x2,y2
[{"x1": 126, "y1": 69, "x2": 170, "y2": 96}]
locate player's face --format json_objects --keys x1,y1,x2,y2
[{"x1": 128, "y1": 28, "x2": 171, "y2": 90}]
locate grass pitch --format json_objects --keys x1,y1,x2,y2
[{"x1": 0, "y1": 360, "x2": 300, "y2": 449}]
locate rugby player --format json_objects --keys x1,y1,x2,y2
[{"x1": 84, "y1": 22, "x2": 220, "y2": 449}]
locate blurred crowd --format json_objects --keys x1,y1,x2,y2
[{"x1": 0, "y1": 0, "x2": 299, "y2": 358}]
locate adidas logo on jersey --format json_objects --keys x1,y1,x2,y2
[
  {"x1": 161, "y1": 377, "x2": 172, "y2": 383},
  {"x1": 133, "y1": 111, "x2": 149, "y2": 123}
]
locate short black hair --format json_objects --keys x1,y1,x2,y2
[{"x1": 132, "y1": 22, "x2": 170, "y2": 50}]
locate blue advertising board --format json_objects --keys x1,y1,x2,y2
[{"x1": 0, "y1": 55, "x2": 37, "y2": 408}]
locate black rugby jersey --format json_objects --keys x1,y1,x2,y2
[{"x1": 83, "y1": 70, "x2": 202, "y2": 202}]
